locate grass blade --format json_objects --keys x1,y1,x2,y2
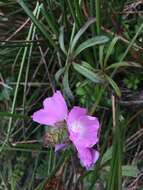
[
  {"x1": 0, "y1": 2, "x2": 39, "y2": 152},
  {"x1": 18, "y1": 0, "x2": 59, "y2": 52},
  {"x1": 105, "y1": 75, "x2": 121, "y2": 97}
]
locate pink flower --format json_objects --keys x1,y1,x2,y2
[
  {"x1": 32, "y1": 91, "x2": 100, "y2": 169},
  {"x1": 66, "y1": 106, "x2": 100, "y2": 169},
  {"x1": 67, "y1": 107, "x2": 99, "y2": 148},
  {"x1": 76, "y1": 147, "x2": 99, "y2": 169},
  {"x1": 32, "y1": 91, "x2": 68, "y2": 126}
]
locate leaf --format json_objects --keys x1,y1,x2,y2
[
  {"x1": 70, "y1": 18, "x2": 96, "y2": 52},
  {"x1": 59, "y1": 27, "x2": 67, "y2": 54},
  {"x1": 73, "y1": 63, "x2": 103, "y2": 83},
  {"x1": 55, "y1": 67, "x2": 65, "y2": 82},
  {"x1": 105, "y1": 75, "x2": 121, "y2": 97},
  {"x1": 101, "y1": 147, "x2": 113, "y2": 165},
  {"x1": 104, "y1": 37, "x2": 119, "y2": 66},
  {"x1": 81, "y1": 61, "x2": 98, "y2": 71},
  {"x1": 74, "y1": 36, "x2": 109, "y2": 56},
  {"x1": 122, "y1": 165, "x2": 139, "y2": 177},
  {"x1": 106, "y1": 61, "x2": 142, "y2": 70},
  {"x1": 104, "y1": 165, "x2": 139, "y2": 177},
  {"x1": 63, "y1": 68, "x2": 74, "y2": 99},
  {"x1": 0, "y1": 87, "x2": 11, "y2": 101}
]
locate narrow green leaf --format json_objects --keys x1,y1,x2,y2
[
  {"x1": 55, "y1": 67, "x2": 65, "y2": 82},
  {"x1": 63, "y1": 69, "x2": 74, "y2": 99},
  {"x1": 69, "y1": 23, "x2": 76, "y2": 45},
  {"x1": 74, "y1": 36, "x2": 109, "y2": 56},
  {"x1": 104, "y1": 37, "x2": 119, "y2": 66},
  {"x1": 81, "y1": 61, "x2": 97, "y2": 71},
  {"x1": 106, "y1": 61, "x2": 142, "y2": 70},
  {"x1": 70, "y1": 18, "x2": 96, "y2": 52},
  {"x1": 59, "y1": 27, "x2": 67, "y2": 55},
  {"x1": 73, "y1": 64, "x2": 102, "y2": 83},
  {"x1": 105, "y1": 75, "x2": 121, "y2": 97}
]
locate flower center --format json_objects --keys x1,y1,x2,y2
[{"x1": 71, "y1": 121, "x2": 82, "y2": 133}]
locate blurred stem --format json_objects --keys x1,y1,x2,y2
[
  {"x1": 107, "y1": 95, "x2": 122, "y2": 190},
  {"x1": 96, "y1": 0, "x2": 103, "y2": 68},
  {"x1": 89, "y1": 0, "x2": 97, "y2": 63},
  {"x1": 96, "y1": 0, "x2": 100, "y2": 35},
  {"x1": 67, "y1": 0, "x2": 80, "y2": 29},
  {"x1": 89, "y1": 0, "x2": 95, "y2": 17},
  {"x1": 22, "y1": 5, "x2": 39, "y2": 139},
  {"x1": 90, "y1": 86, "x2": 104, "y2": 115}
]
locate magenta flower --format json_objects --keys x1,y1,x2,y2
[
  {"x1": 67, "y1": 107, "x2": 99, "y2": 148},
  {"x1": 76, "y1": 147, "x2": 99, "y2": 169},
  {"x1": 66, "y1": 106, "x2": 100, "y2": 169},
  {"x1": 32, "y1": 91, "x2": 68, "y2": 126},
  {"x1": 32, "y1": 91, "x2": 100, "y2": 169}
]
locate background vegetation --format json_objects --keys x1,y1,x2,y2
[{"x1": 0, "y1": 0, "x2": 143, "y2": 189}]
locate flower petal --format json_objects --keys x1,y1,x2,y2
[
  {"x1": 67, "y1": 106, "x2": 87, "y2": 125},
  {"x1": 32, "y1": 91, "x2": 68, "y2": 126},
  {"x1": 32, "y1": 109, "x2": 58, "y2": 125},
  {"x1": 77, "y1": 115, "x2": 99, "y2": 147},
  {"x1": 55, "y1": 143, "x2": 67, "y2": 152},
  {"x1": 76, "y1": 147, "x2": 99, "y2": 169},
  {"x1": 67, "y1": 106, "x2": 87, "y2": 139},
  {"x1": 67, "y1": 107, "x2": 100, "y2": 147}
]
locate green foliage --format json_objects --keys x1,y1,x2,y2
[
  {"x1": 0, "y1": 0, "x2": 143, "y2": 189},
  {"x1": 36, "y1": 148, "x2": 67, "y2": 179},
  {"x1": 73, "y1": 63, "x2": 103, "y2": 84},
  {"x1": 124, "y1": 74, "x2": 142, "y2": 90}
]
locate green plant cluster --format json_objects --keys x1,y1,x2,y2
[{"x1": 0, "y1": 0, "x2": 143, "y2": 189}]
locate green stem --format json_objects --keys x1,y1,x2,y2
[
  {"x1": 90, "y1": 86, "x2": 104, "y2": 115},
  {"x1": 96, "y1": 0, "x2": 100, "y2": 35},
  {"x1": 96, "y1": 0, "x2": 104, "y2": 68}
]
